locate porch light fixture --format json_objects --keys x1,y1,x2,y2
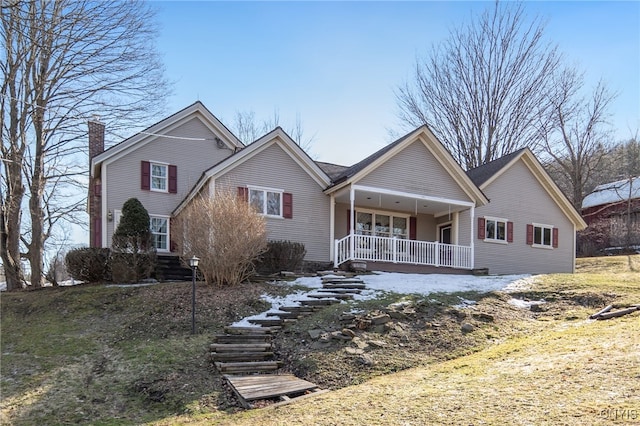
[
  {"x1": 107, "y1": 210, "x2": 113, "y2": 221},
  {"x1": 189, "y1": 256, "x2": 200, "y2": 334}
]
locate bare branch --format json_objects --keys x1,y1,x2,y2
[{"x1": 396, "y1": 2, "x2": 559, "y2": 169}]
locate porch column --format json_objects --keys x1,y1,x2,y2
[
  {"x1": 470, "y1": 205, "x2": 475, "y2": 269},
  {"x1": 350, "y1": 185, "x2": 355, "y2": 260},
  {"x1": 329, "y1": 194, "x2": 335, "y2": 262}
]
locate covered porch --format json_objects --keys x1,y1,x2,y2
[{"x1": 330, "y1": 184, "x2": 476, "y2": 270}]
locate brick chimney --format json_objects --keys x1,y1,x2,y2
[
  {"x1": 88, "y1": 117, "x2": 105, "y2": 159},
  {"x1": 88, "y1": 118, "x2": 105, "y2": 248}
]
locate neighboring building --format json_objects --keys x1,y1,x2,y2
[
  {"x1": 582, "y1": 177, "x2": 640, "y2": 225},
  {"x1": 581, "y1": 177, "x2": 640, "y2": 251},
  {"x1": 89, "y1": 102, "x2": 586, "y2": 275}
]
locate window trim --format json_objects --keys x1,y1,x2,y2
[
  {"x1": 248, "y1": 185, "x2": 284, "y2": 218},
  {"x1": 150, "y1": 214, "x2": 170, "y2": 252},
  {"x1": 484, "y1": 216, "x2": 509, "y2": 244},
  {"x1": 532, "y1": 222, "x2": 554, "y2": 249},
  {"x1": 150, "y1": 161, "x2": 169, "y2": 193}
]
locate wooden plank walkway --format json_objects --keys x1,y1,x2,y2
[
  {"x1": 224, "y1": 374, "x2": 325, "y2": 408},
  {"x1": 211, "y1": 275, "x2": 368, "y2": 408}
]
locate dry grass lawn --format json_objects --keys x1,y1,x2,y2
[{"x1": 157, "y1": 256, "x2": 640, "y2": 425}]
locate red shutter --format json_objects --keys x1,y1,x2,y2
[
  {"x1": 283, "y1": 192, "x2": 293, "y2": 219},
  {"x1": 507, "y1": 221, "x2": 513, "y2": 243},
  {"x1": 409, "y1": 217, "x2": 417, "y2": 240},
  {"x1": 94, "y1": 218, "x2": 102, "y2": 248},
  {"x1": 237, "y1": 186, "x2": 248, "y2": 202},
  {"x1": 478, "y1": 217, "x2": 485, "y2": 239},
  {"x1": 141, "y1": 161, "x2": 150, "y2": 190},
  {"x1": 552, "y1": 228, "x2": 559, "y2": 248},
  {"x1": 168, "y1": 165, "x2": 177, "y2": 194},
  {"x1": 526, "y1": 224, "x2": 534, "y2": 245},
  {"x1": 347, "y1": 210, "x2": 351, "y2": 234}
]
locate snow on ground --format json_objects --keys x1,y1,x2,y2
[
  {"x1": 0, "y1": 279, "x2": 82, "y2": 292},
  {"x1": 231, "y1": 272, "x2": 535, "y2": 327},
  {"x1": 508, "y1": 298, "x2": 546, "y2": 309},
  {"x1": 359, "y1": 272, "x2": 531, "y2": 295}
]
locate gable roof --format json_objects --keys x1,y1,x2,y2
[
  {"x1": 466, "y1": 148, "x2": 527, "y2": 187},
  {"x1": 468, "y1": 148, "x2": 587, "y2": 230},
  {"x1": 173, "y1": 127, "x2": 331, "y2": 215},
  {"x1": 90, "y1": 101, "x2": 243, "y2": 176},
  {"x1": 324, "y1": 126, "x2": 489, "y2": 206},
  {"x1": 328, "y1": 131, "x2": 414, "y2": 185},
  {"x1": 582, "y1": 176, "x2": 640, "y2": 209}
]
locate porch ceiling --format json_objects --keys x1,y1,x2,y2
[{"x1": 333, "y1": 188, "x2": 470, "y2": 217}]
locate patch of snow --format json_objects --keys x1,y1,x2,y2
[
  {"x1": 0, "y1": 279, "x2": 84, "y2": 291},
  {"x1": 508, "y1": 298, "x2": 546, "y2": 309},
  {"x1": 359, "y1": 271, "x2": 530, "y2": 296},
  {"x1": 230, "y1": 290, "x2": 310, "y2": 327},
  {"x1": 502, "y1": 275, "x2": 538, "y2": 293},
  {"x1": 231, "y1": 272, "x2": 533, "y2": 326},
  {"x1": 453, "y1": 296, "x2": 478, "y2": 309},
  {"x1": 290, "y1": 276, "x2": 323, "y2": 289}
]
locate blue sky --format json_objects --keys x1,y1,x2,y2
[{"x1": 155, "y1": 1, "x2": 639, "y2": 166}]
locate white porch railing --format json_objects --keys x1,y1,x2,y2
[{"x1": 334, "y1": 234, "x2": 473, "y2": 270}]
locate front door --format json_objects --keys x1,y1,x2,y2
[
  {"x1": 439, "y1": 224, "x2": 452, "y2": 244},
  {"x1": 439, "y1": 224, "x2": 452, "y2": 266}
]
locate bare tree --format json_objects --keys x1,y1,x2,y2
[
  {"x1": 396, "y1": 1, "x2": 559, "y2": 169},
  {"x1": 1, "y1": 0, "x2": 169, "y2": 290},
  {"x1": 539, "y1": 68, "x2": 616, "y2": 210},
  {"x1": 232, "y1": 109, "x2": 315, "y2": 153}
]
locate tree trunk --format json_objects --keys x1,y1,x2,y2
[{"x1": 0, "y1": 197, "x2": 24, "y2": 290}]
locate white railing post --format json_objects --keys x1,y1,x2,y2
[
  {"x1": 392, "y1": 237, "x2": 397, "y2": 263},
  {"x1": 435, "y1": 241, "x2": 440, "y2": 267}
]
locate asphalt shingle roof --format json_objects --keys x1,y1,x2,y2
[{"x1": 465, "y1": 148, "x2": 526, "y2": 187}]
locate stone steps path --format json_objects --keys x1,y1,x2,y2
[{"x1": 209, "y1": 273, "x2": 368, "y2": 408}]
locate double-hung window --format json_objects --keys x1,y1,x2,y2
[
  {"x1": 150, "y1": 216, "x2": 169, "y2": 251},
  {"x1": 141, "y1": 161, "x2": 177, "y2": 193},
  {"x1": 485, "y1": 218, "x2": 507, "y2": 242},
  {"x1": 249, "y1": 187, "x2": 282, "y2": 217},
  {"x1": 478, "y1": 217, "x2": 513, "y2": 243},
  {"x1": 526, "y1": 223, "x2": 558, "y2": 248},
  {"x1": 533, "y1": 224, "x2": 553, "y2": 248},
  {"x1": 151, "y1": 163, "x2": 168, "y2": 192}
]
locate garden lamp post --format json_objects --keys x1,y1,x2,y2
[{"x1": 189, "y1": 256, "x2": 199, "y2": 334}]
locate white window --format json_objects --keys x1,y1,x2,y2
[
  {"x1": 150, "y1": 216, "x2": 169, "y2": 251},
  {"x1": 485, "y1": 218, "x2": 507, "y2": 242},
  {"x1": 151, "y1": 163, "x2": 168, "y2": 192},
  {"x1": 249, "y1": 187, "x2": 282, "y2": 217},
  {"x1": 533, "y1": 224, "x2": 553, "y2": 248},
  {"x1": 355, "y1": 209, "x2": 408, "y2": 239}
]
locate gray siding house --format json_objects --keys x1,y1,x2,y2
[{"x1": 89, "y1": 102, "x2": 586, "y2": 275}]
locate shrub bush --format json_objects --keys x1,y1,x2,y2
[
  {"x1": 174, "y1": 189, "x2": 267, "y2": 286},
  {"x1": 111, "y1": 198, "x2": 156, "y2": 283},
  {"x1": 256, "y1": 240, "x2": 307, "y2": 274},
  {"x1": 65, "y1": 248, "x2": 111, "y2": 283}
]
